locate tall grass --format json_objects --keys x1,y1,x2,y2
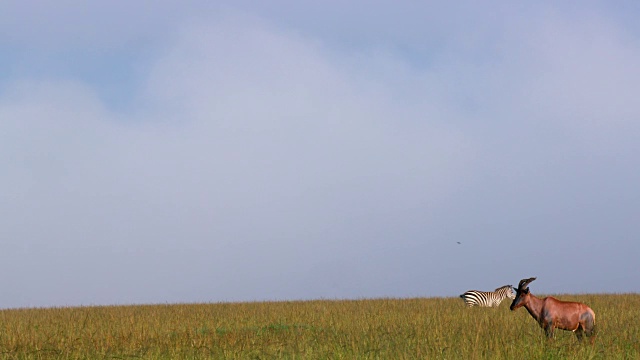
[{"x1": 0, "y1": 294, "x2": 637, "y2": 359}]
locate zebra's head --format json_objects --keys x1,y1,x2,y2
[{"x1": 495, "y1": 285, "x2": 517, "y2": 300}]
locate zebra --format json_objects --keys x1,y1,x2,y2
[{"x1": 460, "y1": 285, "x2": 516, "y2": 307}]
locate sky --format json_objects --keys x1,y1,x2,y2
[{"x1": 1, "y1": 1, "x2": 640, "y2": 308}]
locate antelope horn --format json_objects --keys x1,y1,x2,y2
[{"x1": 518, "y1": 277, "x2": 536, "y2": 290}]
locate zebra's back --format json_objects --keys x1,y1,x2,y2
[
  {"x1": 460, "y1": 285, "x2": 515, "y2": 308},
  {"x1": 460, "y1": 290, "x2": 503, "y2": 307}
]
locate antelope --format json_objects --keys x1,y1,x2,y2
[{"x1": 510, "y1": 277, "x2": 596, "y2": 342}]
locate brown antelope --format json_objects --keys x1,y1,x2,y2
[{"x1": 510, "y1": 277, "x2": 596, "y2": 342}]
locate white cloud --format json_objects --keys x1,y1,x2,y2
[
  {"x1": 0, "y1": 15, "x2": 471, "y2": 306},
  {"x1": 1, "y1": 6, "x2": 640, "y2": 307}
]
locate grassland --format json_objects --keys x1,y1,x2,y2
[{"x1": 0, "y1": 294, "x2": 638, "y2": 359}]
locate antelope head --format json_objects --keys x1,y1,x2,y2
[{"x1": 510, "y1": 277, "x2": 536, "y2": 310}]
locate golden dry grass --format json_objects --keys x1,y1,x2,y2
[{"x1": 0, "y1": 294, "x2": 638, "y2": 359}]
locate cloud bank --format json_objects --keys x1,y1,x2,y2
[{"x1": 1, "y1": 4, "x2": 639, "y2": 307}]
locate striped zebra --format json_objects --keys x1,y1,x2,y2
[{"x1": 460, "y1": 285, "x2": 516, "y2": 307}]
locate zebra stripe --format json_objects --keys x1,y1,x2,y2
[{"x1": 460, "y1": 285, "x2": 516, "y2": 307}]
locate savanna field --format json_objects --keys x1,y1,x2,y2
[{"x1": 0, "y1": 294, "x2": 638, "y2": 359}]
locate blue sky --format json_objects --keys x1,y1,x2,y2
[{"x1": 1, "y1": 1, "x2": 640, "y2": 308}]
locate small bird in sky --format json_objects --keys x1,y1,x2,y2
[{"x1": 456, "y1": 241, "x2": 461, "y2": 245}]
